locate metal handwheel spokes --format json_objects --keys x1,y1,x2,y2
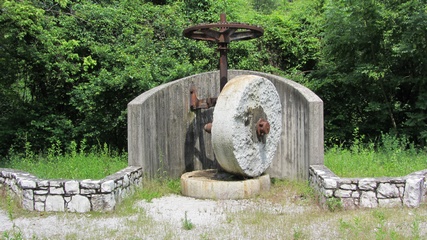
[{"x1": 183, "y1": 13, "x2": 264, "y2": 91}]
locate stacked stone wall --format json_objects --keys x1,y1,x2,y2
[
  {"x1": 309, "y1": 165, "x2": 427, "y2": 209},
  {"x1": 0, "y1": 166, "x2": 143, "y2": 212}
]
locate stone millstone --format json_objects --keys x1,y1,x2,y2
[
  {"x1": 211, "y1": 75, "x2": 282, "y2": 177},
  {"x1": 181, "y1": 169, "x2": 270, "y2": 199}
]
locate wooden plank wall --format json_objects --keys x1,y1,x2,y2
[{"x1": 128, "y1": 70, "x2": 323, "y2": 180}]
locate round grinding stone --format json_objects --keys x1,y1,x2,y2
[{"x1": 211, "y1": 75, "x2": 282, "y2": 177}]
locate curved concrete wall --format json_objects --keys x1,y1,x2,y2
[{"x1": 128, "y1": 70, "x2": 323, "y2": 180}]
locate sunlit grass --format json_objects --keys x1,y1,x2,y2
[
  {"x1": 0, "y1": 140, "x2": 127, "y2": 180},
  {"x1": 325, "y1": 133, "x2": 427, "y2": 178}
]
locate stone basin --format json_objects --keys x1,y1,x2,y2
[{"x1": 181, "y1": 169, "x2": 270, "y2": 200}]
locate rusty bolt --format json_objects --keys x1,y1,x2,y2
[
  {"x1": 256, "y1": 118, "x2": 270, "y2": 136},
  {"x1": 204, "y1": 123, "x2": 212, "y2": 133}
]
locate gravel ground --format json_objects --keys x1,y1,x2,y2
[
  {"x1": 0, "y1": 194, "x2": 322, "y2": 239},
  {"x1": 1, "y1": 194, "x2": 426, "y2": 239}
]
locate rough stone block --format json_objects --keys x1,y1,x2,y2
[
  {"x1": 65, "y1": 181, "x2": 80, "y2": 194},
  {"x1": 23, "y1": 189, "x2": 33, "y2": 200},
  {"x1": 49, "y1": 180, "x2": 62, "y2": 187},
  {"x1": 377, "y1": 183, "x2": 400, "y2": 198},
  {"x1": 378, "y1": 198, "x2": 402, "y2": 208},
  {"x1": 34, "y1": 190, "x2": 48, "y2": 195},
  {"x1": 81, "y1": 188, "x2": 96, "y2": 195},
  {"x1": 352, "y1": 191, "x2": 360, "y2": 198},
  {"x1": 67, "y1": 195, "x2": 91, "y2": 213},
  {"x1": 34, "y1": 194, "x2": 46, "y2": 202},
  {"x1": 49, "y1": 186, "x2": 65, "y2": 195},
  {"x1": 341, "y1": 198, "x2": 356, "y2": 210},
  {"x1": 360, "y1": 191, "x2": 378, "y2": 208},
  {"x1": 403, "y1": 178, "x2": 424, "y2": 207},
  {"x1": 340, "y1": 183, "x2": 357, "y2": 190},
  {"x1": 80, "y1": 180, "x2": 100, "y2": 189},
  {"x1": 323, "y1": 178, "x2": 337, "y2": 189},
  {"x1": 123, "y1": 175, "x2": 130, "y2": 187},
  {"x1": 19, "y1": 179, "x2": 36, "y2": 189},
  {"x1": 22, "y1": 198, "x2": 34, "y2": 211},
  {"x1": 45, "y1": 195, "x2": 64, "y2": 212},
  {"x1": 334, "y1": 189, "x2": 352, "y2": 198},
  {"x1": 92, "y1": 193, "x2": 116, "y2": 211},
  {"x1": 38, "y1": 180, "x2": 49, "y2": 187},
  {"x1": 101, "y1": 180, "x2": 115, "y2": 193},
  {"x1": 358, "y1": 178, "x2": 377, "y2": 190},
  {"x1": 34, "y1": 202, "x2": 45, "y2": 211},
  {"x1": 116, "y1": 180, "x2": 123, "y2": 187},
  {"x1": 390, "y1": 178, "x2": 405, "y2": 184}
]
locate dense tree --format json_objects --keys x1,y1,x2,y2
[
  {"x1": 1, "y1": 0, "x2": 425, "y2": 158},
  {"x1": 310, "y1": 0, "x2": 427, "y2": 146}
]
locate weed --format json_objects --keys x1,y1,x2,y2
[
  {"x1": 199, "y1": 233, "x2": 210, "y2": 240},
  {"x1": 2, "y1": 224, "x2": 24, "y2": 240},
  {"x1": 292, "y1": 227, "x2": 305, "y2": 239},
  {"x1": 7, "y1": 192, "x2": 13, "y2": 221},
  {"x1": 326, "y1": 197, "x2": 342, "y2": 212},
  {"x1": 411, "y1": 217, "x2": 421, "y2": 240},
  {"x1": 182, "y1": 211, "x2": 194, "y2": 230}
]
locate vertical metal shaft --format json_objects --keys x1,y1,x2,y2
[
  {"x1": 219, "y1": 13, "x2": 228, "y2": 91},
  {"x1": 219, "y1": 45, "x2": 228, "y2": 91}
]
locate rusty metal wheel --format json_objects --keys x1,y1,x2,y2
[
  {"x1": 183, "y1": 19, "x2": 264, "y2": 44},
  {"x1": 183, "y1": 13, "x2": 264, "y2": 91}
]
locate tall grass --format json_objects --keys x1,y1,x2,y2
[
  {"x1": 0, "y1": 140, "x2": 127, "y2": 180},
  {"x1": 325, "y1": 133, "x2": 427, "y2": 178}
]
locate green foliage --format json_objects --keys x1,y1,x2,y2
[
  {"x1": 326, "y1": 197, "x2": 342, "y2": 212},
  {"x1": 325, "y1": 133, "x2": 427, "y2": 178},
  {"x1": 311, "y1": 0, "x2": 427, "y2": 146},
  {"x1": 136, "y1": 178, "x2": 181, "y2": 202},
  {"x1": 0, "y1": 140, "x2": 127, "y2": 179},
  {"x1": 1, "y1": 0, "x2": 426, "y2": 156}
]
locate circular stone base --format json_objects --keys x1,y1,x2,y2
[{"x1": 181, "y1": 169, "x2": 270, "y2": 200}]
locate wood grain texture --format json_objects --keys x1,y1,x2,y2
[{"x1": 128, "y1": 70, "x2": 323, "y2": 180}]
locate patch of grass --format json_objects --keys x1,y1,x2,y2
[
  {"x1": 112, "y1": 177, "x2": 181, "y2": 217},
  {"x1": 0, "y1": 188, "x2": 30, "y2": 220},
  {"x1": 182, "y1": 211, "x2": 194, "y2": 230},
  {"x1": 326, "y1": 198, "x2": 343, "y2": 212},
  {"x1": 337, "y1": 209, "x2": 408, "y2": 240},
  {"x1": 0, "y1": 140, "x2": 127, "y2": 180},
  {"x1": 135, "y1": 178, "x2": 181, "y2": 203},
  {"x1": 2, "y1": 225, "x2": 24, "y2": 240},
  {"x1": 262, "y1": 179, "x2": 316, "y2": 205},
  {"x1": 326, "y1": 133, "x2": 427, "y2": 177},
  {"x1": 292, "y1": 227, "x2": 306, "y2": 240}
]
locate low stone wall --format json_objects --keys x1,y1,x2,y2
[
  {"x1": 0, "y1": 166, "x2": 143, "y2": 212},
  {"x1": 309, "y1": 165, "x2": 427, "y2": 209}
]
